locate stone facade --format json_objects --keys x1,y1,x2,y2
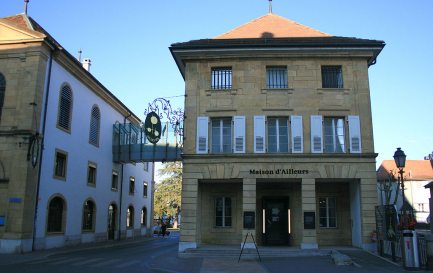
[{"x1": 171, "y1": 13, "x2": 384, "y2": 251}]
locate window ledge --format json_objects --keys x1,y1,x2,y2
[
  {"x1": 87, "y1": 183, "x2": 96, "y2": 188},
  {"x1": 317, "y1": 88, "x2": 350, "y2": 94},
  {"x1": 206, "y1": 89, "x2": 237, "y2": 96},
  {"x1": 261, "y1": 88, "x2": 294, "y2": 94},
  {"x1": 53, "y1": 176, "x2": 66, "y2": 181}
]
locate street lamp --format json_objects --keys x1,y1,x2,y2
[{"x1": 393, "y1": 147, "x2": 406, "y2": 205}]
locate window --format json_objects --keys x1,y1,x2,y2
[
  {"x1": 215, "y1": 197, "x2": 232, "y2": 227},
  {"x1": 267, "y1": 117, "x2": 289, "y2": 153},
  {"x1": 211, "y1": 67, "x2": 232, "y2": 89},
  {"x1": 143, "y1": 162, "x2": 149, "y2": 172},
  {"x1": 266, "y1": 66, "x2": 288, "y2": 89},
  {"x1": 321, "y1": 65, "x2": 343, "y2": 88},
  {"x1": 111, "y1": 171, "x2": 118, "y2": 190},
  {"x1": 82, "y1": 200, "x2": 95, "y2": 231},
  {"x1": 57, "y1": 84, "x2": 73, "y2": 131},
  {"x1": 127, "y1": 206, "x2": 134, "y2": 228},
  {"x1": 319, "y1": 197, "x2": 337, "y2": 228},
  {"x1": 54, "y1": 150, "x2": 67, "y2": 179},
  {"x1": 47, "y1": 197, "x2": 65, "y2": 233},
  {"x1": 0, "y1": 73, "x2": 6, "y2": 121},
  {"x1": 87, "y1": 162, "x2": 97, "y2": 185},
  {"x1": 324, "y1": 117, "x2": 345, "y2": 153},
  {"x1": 129, "y1": 177, "x2": 135, "y2": 195},
  {"x1": 89, "y1": 105, "x2": 100, "y2": 146},
  {"x1": 141, "y1": 207, "x2": 147, "y2": 226},
  {"x1": 211, "y1": 118, "x2": 232, "y2": 153},
  {"x1": 143, "y1": 182, "x2": 148, "y2": 198}
]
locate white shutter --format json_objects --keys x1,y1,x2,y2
[
  {"x1": 310, "y1": 115, "x2": 323, "y2": 153},
  {"x1": 196, "y1": 116, "x2": 208, "y2": 154},
  {"x1": 233, "y1": 116, "x2": 245, "y2": 153},
  {"x1": 254, "y1": 116, "x2": 265, "y2": 153},
  {"x1": 291, "y1": 116, "x2": 303, "y2": 153},
  {"x1": 348, "y1": 115, "x2": 362, "y2": 153}
]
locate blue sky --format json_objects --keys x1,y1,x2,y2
[{"x1": 2, "y1": 0, "x2": 433, "y2": 167}]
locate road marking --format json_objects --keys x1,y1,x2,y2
[
  {"x1": 28, "y1": 257, "x2": 69, "y2": 264},
  {"x1": 115, "y1": 260, "x2": 140, "y2": 268},
  {"x1": 92, "y1": 258, "x2": 122, "y2": 267},
  {"x1": 72, "y1": 257, "x2": 105, "y2": 266}
]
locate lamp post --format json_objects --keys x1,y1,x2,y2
[{"x1": 394, "y1": 147, "x2": 419, "y2": 269}]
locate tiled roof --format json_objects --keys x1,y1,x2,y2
[
  {"x1": 214, "y1": 13, "x2": 331, "y2": 39},
  {"x1": 377, "y1": 160, "x2": 433, "y2": 181}
]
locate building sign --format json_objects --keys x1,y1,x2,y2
[
  {"x1": 243, "y1": 211, "x2": 255, "y2": 229},
  {"x1": 249, "y1": 168, "x2": 309, "y2": 175},
  {"x1": 304, "y1": 212, "x2": 316, "y2": 229},
  {"x1": 144, "y1": 111, "x2": 162, "y2": 144}
]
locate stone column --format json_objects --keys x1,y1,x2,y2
[
  {"x1": 178, "y1": 177, "x2": 198, "y2": 252},
  {"x1": 301, "y1": 178, "x2": 318, "y2": 249},
  {"x1": 241, "y1": 178, "x2": 256, "y2": 249}
]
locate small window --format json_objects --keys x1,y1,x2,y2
[
  {"x1": 266, "y1": 66, "x2": 288, "y2": 89},
  {"x1": 0, "y1": 73, "x2": 6, "y2": 121},
  {"x1": 127, "y1": 206, "x2": 134, "y2": 228},
  {"x1": 82, "y1": 200, "x2": 95, "y2": 231},
  {"x1": 321, "y1": 65, "x2": 343, "y2": 88},
  {"x1": 111, "y1": 171, "x2": 118, "y2": 190},
  {"x1": 129, "y1": 177, "x2": 135, "y2": 195},
  {"x1": 211, "y1": 67, "x2": 232, "y2": 89},
  {"x1": 54, "y1": 150, "x2": 67, "y2": 179},
  {"x1": 57, "y1": 84, "x2": 73, "y2": 131},
  {"x1": 324, "y1": 117, "x2": 345, "y2": 153},
  {"x1": 267, "y1": 117, "x2": 289, "y2": 153},
  {"x1": 211, "y1": 118, "x2": 232, "y2": 153},
  {"x1": 89, "y1": 105, "x2": 101, "y2": 146},
  {"x1": 143, "y1": 162, "x2": 149, "y2": 172},
  {"x1": 319, "y1": 197, "x2": 337, "y2": 228},
  {"x1": 215, "y1": 197, "x2": 232, "y2": 227},
  {"x1": 87, "y1": 162, "x2": 97, "y2": 186},
  {"x1": 141, "y1": 207, "x2": 147, "y2": 226},
  {"x1": 47, "y1": 196, "x2": 65, "y2": 233},
  {"x1": 143, "y1": 182, "x2": 148, "y2": 198}
]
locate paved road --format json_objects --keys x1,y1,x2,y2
[{"x1": 0, "y1": 232, "x2": 427, "y2": 273}]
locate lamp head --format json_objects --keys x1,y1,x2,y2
[{"x1": 393, "y1": 147, "x2": 406, "y2": 169}]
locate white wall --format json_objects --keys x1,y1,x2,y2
[{"x1": 34, "y1": 60, "x2": 153, "y2": 249}]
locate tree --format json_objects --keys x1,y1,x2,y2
[{"x1": 154, "y1": 162, "x2": 182, "y2": 227}]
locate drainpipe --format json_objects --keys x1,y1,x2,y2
[
  {"x1": 32, "y1": 48, "x2": 54, "y2": 250},
  {"x1": 118, "y1": 113, "x2": 131, "y2": 240}
]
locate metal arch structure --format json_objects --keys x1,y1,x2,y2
[{"x1": 113, "y1": 98, "x2": 184, "y2": 163}]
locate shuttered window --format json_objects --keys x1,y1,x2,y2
[
  {"x1": 348, "y1": 115, "x2": 362, "y2": 153},
  {"x1": 211, "y1": 118, "x2": 232, "y2": 153},
  {"x1": 267, "y1": 117, "x2": 289, "y2": 153},
  {"x1": 254, "y1": 116, "x2": 266, "y2": 153},
  {"x1": 57, "y1": 84, "x2": 73, "y2": 131},
  {"x1": 291, "y1": 116, "x2": 303, "y2": 153},
  {"x1": 321, "y1": 65, "x2": 343, "y2": 88},
  {"x1": 233, "y1": 116, "x2": 245, "y2": 153},
  {"x1": 0, "y1": 73, "x2": 5, "y2": 121},
  {"x1": 89, "y1": 105, "x2": 101, "y2": 146},
  {"x1": 324, "y1": 117, "x2": 345, "y2": 153}
]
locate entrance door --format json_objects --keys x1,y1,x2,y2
[
  {"x1": 108, "y1": 204, "x2": 117, "y2": 240},
  {"x1": 263, "y1": 198, "x2": 289, "y2": 245}
]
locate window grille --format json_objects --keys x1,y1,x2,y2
[
  {"x1": 89, "y1": 106, "x2": 100, "y2": 146},
  {"x1": 211, "y1": 67, "x2": 232, "y2": 89},
  {"x1": 321, "y1": 66, "x2": 343, "y2": 88},
  {"x1": 57, "y1": 85, "x2": 73, "y2": 131},
  {"x1": 47, "y1": 197, "x2": 64, "y2": 232},
  {"x1": 0, "y1": 73, "x2": 5, "y2": 121},
  {"x1": 267, "y1": 67, "x2": 288, "y2": 88}
]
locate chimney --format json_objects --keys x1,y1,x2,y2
[{"x1": 82, "y1": 58, "x2": 91, "y2": 72}]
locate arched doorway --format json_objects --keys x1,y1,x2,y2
[{"x1": 108, "y1": 203, "x2": 117, "y2": 240}]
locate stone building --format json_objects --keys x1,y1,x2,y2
[
  {"x1": 170, "y1": 12, "x2": 384, "y2": 251},
  {"x1": 0, "y1": 13, "x2": 154, "y2": 253}
]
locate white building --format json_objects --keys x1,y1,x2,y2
[{"x1": 0, "y1": 13, "x2": 154, "y2": 253}]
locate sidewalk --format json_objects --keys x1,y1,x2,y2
[{"x1": 0, "y1": 235, "x2": 157, "y2": 266}]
